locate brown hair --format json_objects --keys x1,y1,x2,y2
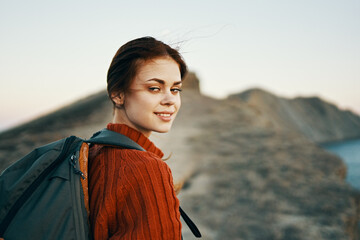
[{"x1": 107, "y1": 36, "x2": 187, "y2": 106}]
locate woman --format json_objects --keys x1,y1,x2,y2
[{"x1": 88, "y1": 36, "x2": 187, "y2": 239}]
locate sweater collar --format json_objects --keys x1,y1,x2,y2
[{"x1": 106, "y1": 123, "x2": 164, "y2": 158}]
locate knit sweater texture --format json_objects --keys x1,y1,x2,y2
[{"x1": 88, "y1": 123, "x2": 182, "y2": 240}]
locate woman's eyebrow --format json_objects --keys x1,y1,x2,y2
[
  {"x1": 146, "y1": 78, "x2": 182, "y2": 85},
  {"x1": 146, "y1": 78, "x2": 165, "y2": 84}
]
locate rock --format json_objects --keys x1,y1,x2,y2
[{"x1": 182, "y1": 72, "x2": 201, "y2": 93}]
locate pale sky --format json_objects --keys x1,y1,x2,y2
[{"x1": 0, "y1": 0, "x2": 359, "y2": 131}]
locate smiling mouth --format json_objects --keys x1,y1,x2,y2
[
  {"x1": 154, "y1": 112, "x2": 174, "y2": 121},
  {"x1": 155, "y1": 113, "x2": 171, "y2": 117}
]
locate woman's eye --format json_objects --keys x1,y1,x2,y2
[
  {"x1": 171, "y1": 88, "x2": 182, "y2": 93},
  {"x1": 149, "y1": 87, "x2": 161, "y2": 92}
]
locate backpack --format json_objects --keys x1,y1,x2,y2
[{"x1": 0, "y1": 129, "x2": 201, "y2": 239}]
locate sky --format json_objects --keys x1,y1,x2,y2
[{"x1": 0, "y1": 0, "x2": 359, "y2": 131}]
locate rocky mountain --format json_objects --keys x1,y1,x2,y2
[
  {"x1": 229, "y1": 88, "x2": 360, "y2": 143},
  {"x1": 1, "y1": 74, "x2": 359, "y2": 240}
]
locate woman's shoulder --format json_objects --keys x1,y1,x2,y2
[
  {"x1": 110, "y1": 148, "x2": 174, "y2": 188},
  {"x1": 89, "y1": 145, "x2": 171, "y2": 183},
  {"x1": 89, "y1": 146, "x2": 177, "y2": 198},
  {"x1": 108, "y1": 147, "x2": 168, "y2": 167}
]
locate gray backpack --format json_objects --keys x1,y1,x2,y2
[{"x1": 0, "y1": 129, "x2": 201, "y2": 239}]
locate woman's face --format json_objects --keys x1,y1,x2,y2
[{"x1": 119, "y1": 57, "x2": 182, "y2": 137}]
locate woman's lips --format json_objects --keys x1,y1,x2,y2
[{"x1": 154, "y1": 112, "x2": 174, "y2": 121}]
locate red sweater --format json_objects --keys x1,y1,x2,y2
[{"x1": 88, "y1": 123, "x2": 182, "y2": 239}]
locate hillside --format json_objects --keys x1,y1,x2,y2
[
  {"x1": 1, "y1": 75, "x2": 359, "y2": 239},
  {"x1": 229, "y1": 88, "x2": 360, "y2": 143},
  {"x1": 0, "y1": 90, "x2": 113, "y2": 170}
]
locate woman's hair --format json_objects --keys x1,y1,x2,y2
[{"x1": 107, "y1": 36, "x2": 187, "y2": 106}]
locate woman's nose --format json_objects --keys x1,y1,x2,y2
[{"x1": 160, "y1": 91, "x2": 176, "y2": 105}]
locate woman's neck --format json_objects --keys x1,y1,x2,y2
[{"x1": 112, "y1": 109, "x2": 152, "y2": 138}]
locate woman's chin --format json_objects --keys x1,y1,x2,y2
[
  {"x1": 153, "y1": 125, "x2": 173, "y2": 133},
  {"x1": 154, "y1": 128, "x2": 171, "y2": 134}
]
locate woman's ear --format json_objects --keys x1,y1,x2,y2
[{"x1": 111, "y1": 92, "x2": 125, "y2": 106}]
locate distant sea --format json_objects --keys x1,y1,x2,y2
[{"x1": 323, "y1": 138, "x2": 360, "y2": 189}]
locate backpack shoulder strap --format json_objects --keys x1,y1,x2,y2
[
  {"x1": 85, "y1": 128, "x2": 145, "y2": 151},
  {"x1": 180, "y1": 206, "x2": 202, "y2": 238}
]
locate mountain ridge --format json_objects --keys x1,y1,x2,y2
[{"x1": 229, "y1": 88, "x2": 360, "y2": 143}]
